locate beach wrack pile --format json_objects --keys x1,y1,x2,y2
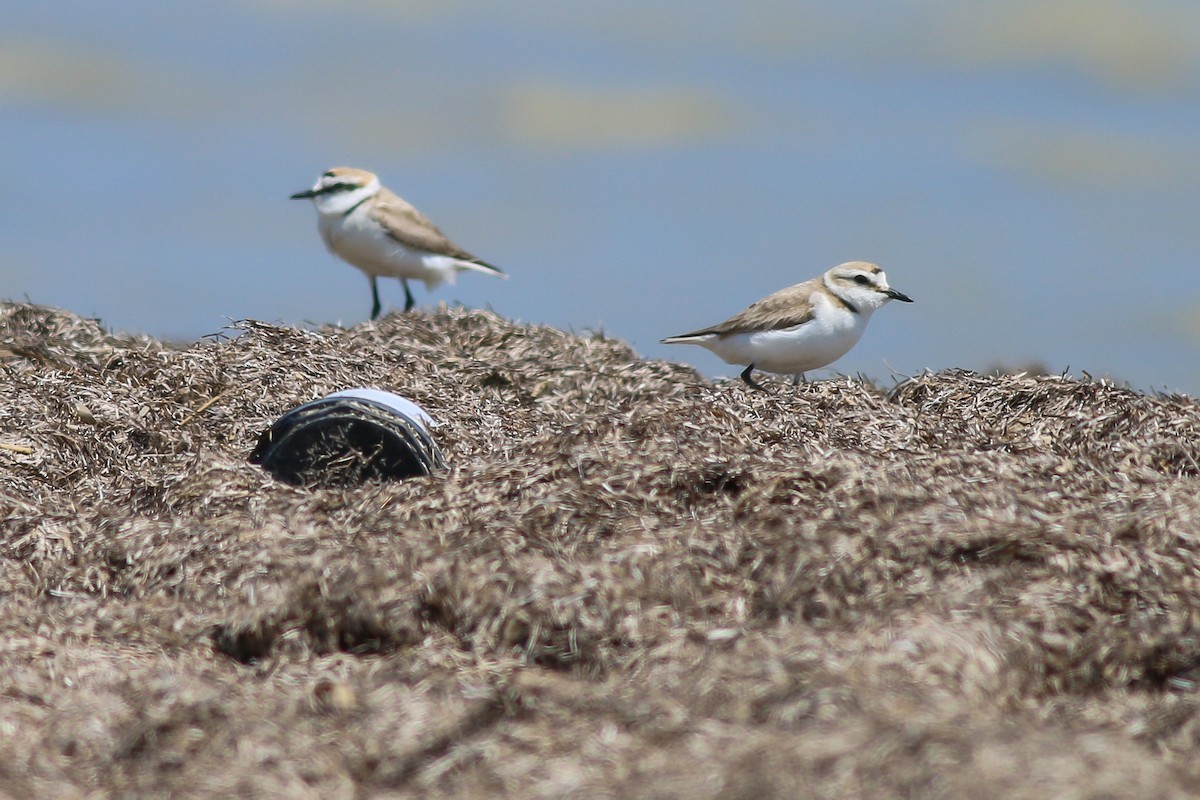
[{"x1": 2, "y1": 301, "x2": 1200, "y2": 798}]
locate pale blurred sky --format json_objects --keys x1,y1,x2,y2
[{"x1": 6, "y1": 1, "x2": 1200, "y2": 392}]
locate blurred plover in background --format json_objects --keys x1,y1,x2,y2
[{"x1": 292, "y1": 167, "x2": 506, "y2": 319}]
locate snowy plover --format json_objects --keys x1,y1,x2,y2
[
  {"x1": 661, "y1": 261, "x2": 912, "y2": 390},
  {"x1": 291, "y1": 167, "x2": 506, "y2": 318}
]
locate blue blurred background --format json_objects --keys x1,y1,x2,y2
[{"x1": 6, "y1": 1, "x2": 1200, "y2": 392}]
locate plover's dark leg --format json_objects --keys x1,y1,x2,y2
[
  {"x1": 370, "y1": 276, "x2": 382, "y2": 320},
  {"x1": 740, "y1": 363, "x2": 767, "y2": 392},
  {"x1": 402, "y1": 278, "x2": 416, "y2": 312}
]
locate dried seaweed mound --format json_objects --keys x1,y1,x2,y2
[{"x1": 3, "y1": 300, "x2": 1200, "y2": 798}]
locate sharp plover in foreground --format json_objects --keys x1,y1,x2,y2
[
  {"x1": 661, "y1": 261, "x2": 913, "y2": 390},
  {"x1": 291, "y1": 167, "x2": 506, "y2": 319}
]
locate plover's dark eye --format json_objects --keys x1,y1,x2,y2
[{"x1": 853, "y1": 275, "x2": 870, "y2": 285}]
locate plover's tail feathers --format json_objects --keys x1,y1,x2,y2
[
  {"x1": 455, "y1": 258, "x2": 507, "y2": 279},
  {"x1": 421, "y1": 255, "x2": 507, "y2": 289},
  {"x1": 661, "y1": 330, "x2": 717, "y2": 345}
]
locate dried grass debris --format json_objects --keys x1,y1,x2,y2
[{"x1": 2, "y1": 300, "x2": 1200, "y2": 797}]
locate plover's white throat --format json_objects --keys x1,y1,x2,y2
[
  {"x1": 292, "y1": 167, "x2": 506, "y2": 319},
  {"x1": 661, "y1": 261, "x2": 913, "y2": 390}
]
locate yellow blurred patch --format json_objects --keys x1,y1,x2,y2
[
  {"x1": 974, "y1": 121, "x2": 1200, "y2": 188},
  {"x1": 501, "y1": 81, "x2": 739, "y2": 150},
  {"x1": 0, "y1": 38, "x2": 209, "y2": 117},
  {"x1": 933, "y1": 0, "x2": 1200, "y2": 92}
]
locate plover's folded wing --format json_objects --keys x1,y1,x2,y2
[
  {"x1": 374, "y1": 188, "x2": 503, "y2": 274},
  {"x1": 664, "y1": 277, "x2": 821, "y2": 341}
]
